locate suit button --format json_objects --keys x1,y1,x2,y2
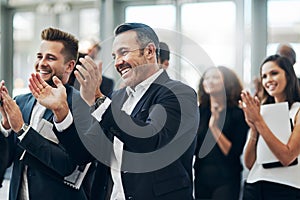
[{"x1": 128, "y1": 196, "x2": 133, "y2": 199}]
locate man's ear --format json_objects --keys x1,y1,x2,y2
[
  {"x1": 66, "y1": 60, "x2": 76, "y2": 73},
  {"x1": 144, "y1": 43, "x2": 156, "y2": 59},
  {"x1": 162, "y1": 60, "x2": 169, "y2": 69}
]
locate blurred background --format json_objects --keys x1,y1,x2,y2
[
  {"x1": 1, "y1": 0, "x2": 300, "y2": 199},
  {"x1": 1, "y1": 0, "x2": 300, "y2": 95}
]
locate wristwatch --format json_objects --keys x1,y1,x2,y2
[
  {"x1": 17, "y1": 123, "x2": 29, "y2": 136},
  {"x1": 94, "y1": 96, "x2": 107, "y2": 109}
]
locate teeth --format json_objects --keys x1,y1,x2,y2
[
  {"x1": 39, "y1": 70, "x2": 50, "y2": 74},
  {"x1": 267, "y1": 83, "x2": 276, "y2": 90},
  {"x1": 121, "y1": 68, "x2": 130, "y2": 75}
]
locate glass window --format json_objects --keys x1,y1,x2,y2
[
  {"x1": 13, "y1": 12, "x2": 35, "y2": 97},
  {"x1": 79, "y1": 8, "x2": 100, "y2": 39},
  {"x1": 181, "y1": 2, "x2": 236, "y2": 68},
  {"x1": 267, "y1": 0, "x2": 300, "y2": 77},
  {"x1": 181, "y1": 1, "x2": 236, "y2": 90},
  {"x1": 125, "y1": 5, "x2": 176, "y2": 30},
  {"x1": 13, "y1": 12, "x2": 34, "y2": 41}
]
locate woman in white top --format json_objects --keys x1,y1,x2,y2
[{"x1": 240, "y1": 54, "x2": 300, "y2": 200}]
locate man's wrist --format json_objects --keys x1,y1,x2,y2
[
  {"x1": 17, "y1": 123, "x2": 29, "y2": 136},
  {"x1": 53, "y1": 102, "x2": 69, "y2": 123},
  {"x1": 93, "y1": 96, "x2": 107, "y2": 109}
]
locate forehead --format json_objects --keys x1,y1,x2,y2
[
  {"x1": 112, "y1": 30, "x2": 139, "y2": 52},
  {"x1": 204, "y1": 68, "x2": 222, "y2": 77},
  {"x1": 39, "y1": 40, "x2": 64, "y2": 55},
  {"x1": 261, "y1": 61, "x2": 284, "y2": 73}
]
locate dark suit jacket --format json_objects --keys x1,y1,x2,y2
[
  {"x1": 0, "y1": 85, "x2": 87, "y2": 200},
  {"x1": 102, "y1": 71, "x2": 198, "y2": 200},
  {"x1": 57, "y1": 71, "x2": 199, "y2": 200},
  {"x1": 0, "y1": 134, "x2": 11, "y2": 187}
]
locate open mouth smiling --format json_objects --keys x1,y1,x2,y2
[{"x1": 117, "y1": 64, "x2": 132, "y2": 77}]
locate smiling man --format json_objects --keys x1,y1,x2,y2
[
  {"x1": 77, "y1": 22, "x2": 200, "y2": 200},
  {"x1": 29, "y1": 23, "x2": 199, "y2": 200},
  {"x1": 0, "y1": 27, "x2": 89, "y2": 200}
]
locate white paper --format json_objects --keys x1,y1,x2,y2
[
  {"x1": 64, "y1": 163, "x2": 91, "y2": 190},
  {"x1": 256, "y1": 102, "x2": 291, "y2": 164}
]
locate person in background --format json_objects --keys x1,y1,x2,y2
[
  {"x1": 158, "y1": 41, "x2": 170, "y2": 69},
  {"x1": 0, "y1": 27, "x2": 89, "y2": 200},
  {"x1": 252, "y1": 77, "x2": 264, "y2": 101},
  {"x1": 276, "y1": 43, "x2": 296, "y2": 66},
  {"x1": 29, "y1": 22, "x2": 199, "y2": 200},
  {"x1": 276, "y1": 43, "x2": 299, "y2": 84},
  {"x1": 194, "y1": 66, "x2": 249, "y2": 200},
  {"x1": 241, "y1": 55, "x2": 300, "y2": 200}
]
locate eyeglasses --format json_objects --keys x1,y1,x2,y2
[{"x1": 112, "y1": 48, "x2": 144, "y2": 60}]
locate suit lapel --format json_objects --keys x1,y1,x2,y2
[
  {"x1": 23, "y1": 95, "x2": 36, "y2": 124},
  {"x1": 43, "y1": 109, "x2": 54, "y2": 121},
  {"x1": 131, "y1": 70, "x2": 170, "y2": 117}
]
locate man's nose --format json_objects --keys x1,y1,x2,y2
[
  {"x1": 114, "y1": 55, "x2": 124, "y2": 67},
  {"x1": 39, "y1": 57, "x2": 48, "y2": 66}
]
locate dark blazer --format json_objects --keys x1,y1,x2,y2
[
  {"x1": 0, "y1": 85, "x2": 87, "y2": 200},
  {"x1": 0, "y1": 133, "x2": 11, "y2": 188},
  {"x1": 59, "y1": 71, "x2": 199, "y2": 200},
  {"x1": 103, "y1": 71, "x2": 198, "y2": 200}
]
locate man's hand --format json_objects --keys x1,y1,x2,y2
[
  {"x1": 1, "y1": 81, "x2": 12, "y2": 130},
  {"x1": 75, "y1": 56, "x2": 103, "y2": 106},
  {"x1": 0, "y1": 85, "x2": 24, "y2": 132},
  {"x1": 29, "y1": 73, "x2": 69, "y2": 122}
]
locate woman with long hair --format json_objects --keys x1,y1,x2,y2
[
  {"x1": 240, "y1": 55, "x2": 300, "y2": 200},
  {"x1": 194, "y1": 66, "x2": 249, "y2": 200}
]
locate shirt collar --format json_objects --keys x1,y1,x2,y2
[{"x1": 125, "y1": 69, "x2": 163, "y2": 96}]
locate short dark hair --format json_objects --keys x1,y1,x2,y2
[
  {"x1": 276, "y1": 44, "x2": 296, "y2": 65},
  {"x1": 114, "y1": 23, "x2": 160, "y2": 58},
  {"x1": 260, "y1": 54, "x2": 300, "y2": 107},
  {"x1": 41, "y1": 27, "x2": 78, "y2": 63},
  {"x1": 159, "y1": 42, "x2": 170, "y2": 63}
]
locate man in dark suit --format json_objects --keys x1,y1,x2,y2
[
  {"x1": 30, "y1": 23, "x2": 199, "y2": 200},
  {"x1": 0, "y1": 27, "x2": 88, "y2": 200}
]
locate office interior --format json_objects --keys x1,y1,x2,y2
[
  {"x1": 1, "y1": 0, "x2": 300, "y2": 96},
  {"x1": 1, "y1": 0, "x2": 300, "y2": 198}
]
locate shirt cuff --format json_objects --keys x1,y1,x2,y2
[
  {"x1": 92, "y1": 97, "x2": 112, "y2": 122},
  {"x1": 0, "y1": 122, "x2": 12, "y2": 137},
  {"x1": 18, "y1": 125, "x2": 31, "y2": 141},
  {"x1": 54, "y1": 110, "x2": 73, "y2": 132}
]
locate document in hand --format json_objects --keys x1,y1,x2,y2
[
  {"x1": 64, "y1": 162, "x2": 91, "y2": 190},
  {"x1": 256, "y1": 102, "x2": 291, "y2": 164}
]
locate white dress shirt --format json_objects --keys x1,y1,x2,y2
[
  {"x1": 92, "y1": 69, "x2": 163, "y2": 200},
  {"x1": 0, "y1": 101, "x2": 73, "y2": 200},
  {"x1": 20, "y1": 102, "x2": 46, "y2": 200}
]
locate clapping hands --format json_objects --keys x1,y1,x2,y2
[{"x1": 239, "y1": 90, "x2": 261, "y2": 130}]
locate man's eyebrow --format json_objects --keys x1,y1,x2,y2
[
  {"x1": 36, "y1": 52, "x2": 57, "y2": 57},
  {"x1": 111, "y1": 47, "x2": 126, "y2": 57}
]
